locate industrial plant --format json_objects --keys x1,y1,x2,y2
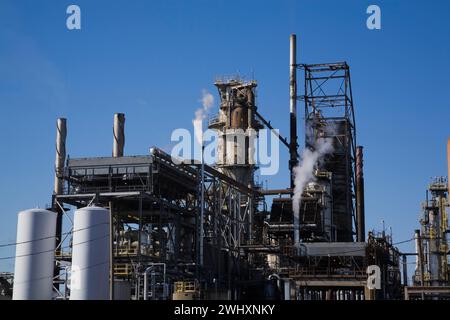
[{"x1": 3, "y1": 35, "x2": 450, "y2": 301}]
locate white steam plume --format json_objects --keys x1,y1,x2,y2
[
  {"x1": 292, "y1": 123, "x2": 336, "y2": 246},
  {"x1": 193, "y1": 89, "x2": 214, "y2": 146},
  {"x1": 292, "y1": 136, "x2": 334, "y2": 243}
]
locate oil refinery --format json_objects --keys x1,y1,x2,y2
[{"x1": 1, "y1": 34, "x2": 449, "y2": 301}]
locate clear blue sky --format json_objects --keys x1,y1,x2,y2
[{"x1": 1, "y1": 0, "x2": 449, "y2": 279}]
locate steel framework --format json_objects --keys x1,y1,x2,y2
[
  {"x1": 300, "y1": 62, "x2": 357, "y2": 242},
  {"x1": 52, "y1": 147, "x2": 257, "y2": 299}
]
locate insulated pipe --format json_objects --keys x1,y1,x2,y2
[
  {"x1": 113, "y1": 113, "x2": 125, "y2": 157},
  {"x1": 356, "y1": 146, "x2": 365, "y2": 242},
  {"x1": 143, "y1": 263, "x2": 167, "y2": 300},
  {"x1": 289, "y1": 34, "x2": 298, "y2": 190},
  {"x1": 54, "y1": 118, "x2": 67, "y2": 195}
]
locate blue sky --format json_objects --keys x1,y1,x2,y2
[{"x1": 0, "y1": 0, "x2": 449, "y2": 281}]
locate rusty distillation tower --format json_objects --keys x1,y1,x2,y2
[{"x1": 208, "y1": 78, "x2": 263, "y2": 188}]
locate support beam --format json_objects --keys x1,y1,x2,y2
[
  {"x1": 254, "y1": 110, "x2": 290, "y2": 149},
  {"x1": 109, "y1": 201, "x2": 114, "y2": 300}
]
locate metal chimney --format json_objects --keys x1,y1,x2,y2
[
  {"x1": 289, "y1": 34, "x2": 298, "y2": 190},
  {"x1": 54, "y1": 118, "x2": 67, "y2": 195},
  {"x1": 113, "y1": 113, "x2": 125, "y2": 157},
  {"x1": 356, "y1": 146, "x2": 365, "y2": 242},
  {"x1": 111, "y1": 113, "x2": 125, "y2": 299}
]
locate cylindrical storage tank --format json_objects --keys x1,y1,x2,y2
[
  {"x1": 13, "y1": 209, "x2": 57, "y2": 300},
  {"x1": 70, "y1": 206, "x2": 110, "y2": 300}
]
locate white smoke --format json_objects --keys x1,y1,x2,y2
[
  {"x1": 193, "y1": 89, "x2": 214, "y2": 146},
  {"x1": 292, "y1": 137, "x2": 334, "y2": 219}
]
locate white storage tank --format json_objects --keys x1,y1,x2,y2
[
  {"x1": 13, "y1": 209, "x2": 57, "y2": 300},
  {"x1": 70, "y1": 206, "x2": 110, "y2": 300}
]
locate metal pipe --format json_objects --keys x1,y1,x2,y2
[
  {"x1": 289, "y1": 34, "x2": 298, "y2": 190},
  {"x1": 254, "y1": 110, "x2": 290, "y2": 149},
  {"x1": 54, "y1": 118, "x2": 67, "y2": 195},
  {"x1": 200, "y1": 145, "x2": 205, "y2": 266},
  {"x1": 143, "y1": 270, "x2": 148, "y2": 301},
  {"x1": 136, "y1": 276, "x2": 140, "y2": 300},
  {"x1": 402, "y1": 255, "x2": 408, "y2": 286},
  {"x1": 414, "y1": 230, "x2": 421, "y2": 275},
  {"x1": 356, "y1": 146, "x2": 365, "y2": 241},
  {"x1": 143, "y1": 263, "x2": 167, "y2": 300},
  {"x1": 290, "y1": 34, "x2": 300, "y2": 248},
  {"x1": 415, "y1": 229, "x2": 425, "y2": 300},
  {"x1": 53, "y1": 118, "x2": 66, "y2": 289},
  {"x1": 428, "y1": 207, "x2": 440, "y2": 286},
  {"x1": 268, "y1": 224, "x2": 294, "y2": 229},
  {"x1": 64, "y1": 266, "x2": 69, "y2": 300},
  {"x1": 109, "y1": 113, "x2": 124, "y2": 300},
  {"x1": 109, "y1": 201, "x2": 114, "y2": 300},
  {"x1": 113, "y1": 113, "x2": 125, "y2": 157}
]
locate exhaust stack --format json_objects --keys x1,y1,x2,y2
[
  {"x1": 53, "y1": 118, "x2": 67, "y2": 278},
  {"x1": 54, "y1": 118, "x2": 67, "y2": 195},
  {"x1": 356, "y1": 146, "x2": 365, "y2": 242},
  {"x1": 289, "y1": 34, "x2": 298, "y2": 190},
  {"x1": 113, "y1": 113, "x2": 125, "y2": 157}
]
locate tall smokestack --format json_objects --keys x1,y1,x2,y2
[
  {"x1": 53, "y1": 118, "x2": 66, "y2": 271},
  {"x1": 113, "y1": 113, "x2": 125, "y2": 157},
  {"x1": 289, "y1": 34, "x2": 298, "y2": 190},
  {"x1": 356, "y1": 146, "x2": 365, "y2": 242},
  {"x1": 54, "y1": 118, "x2": 67, "y2": 195},
  {"x1": 111, "y1": 113, "x2": 125, "y2": 299}
]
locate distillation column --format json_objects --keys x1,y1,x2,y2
[{"x1": 209, "y1": 79, "x2": 262, "y2": 187}]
